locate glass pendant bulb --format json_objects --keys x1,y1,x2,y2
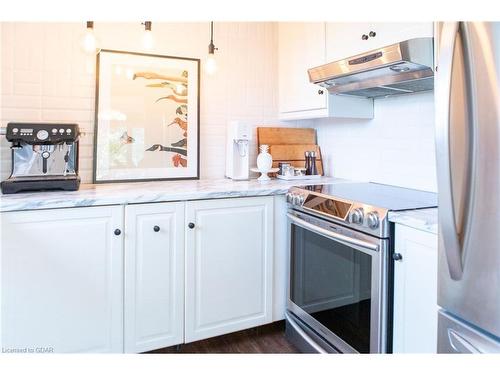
[
  {"x1": 80, "y1": 21, "x2": 97, "y2": 54},
  {"x1": 205, "y1": 53, "x2": 217, "y2": 75},
  {"x1": 142, "y1": 21, "x2": 154, "y2": 50}
]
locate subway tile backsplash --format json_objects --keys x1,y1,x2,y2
[{"x1": 300, "y1": 92, "x2": 437, "y2": 192}]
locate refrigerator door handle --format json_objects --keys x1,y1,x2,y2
[{"x1": 436, "y1": 22, "x2": 474, "y2": 281}]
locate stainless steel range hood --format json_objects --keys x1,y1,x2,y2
[{"x1": 308, "y1": 38, "x2": 434, "y2": 98}]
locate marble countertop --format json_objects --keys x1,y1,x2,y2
[
  {"x1": 388, "y1": 208, "x2": 438, "y2": 235},
  {"x1": 0, "y1": 177, "x2": 347, "y2": 213}
]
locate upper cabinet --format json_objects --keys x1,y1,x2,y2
[
  {"x1": 278, "y1": 23, "x2": 328, "y2": 117},
  {"x1": 278, "y1": 22, "x2": 373, "y2": 121},
  {"x1": 278, "y1": 22, "x2": 433, "y2": 121},
  {"x1": 325, "y1": 23, "x2": 434, "y2": 62},
  {"x1": 433, "y1": 22, "x2": 443, "y2": 71}
]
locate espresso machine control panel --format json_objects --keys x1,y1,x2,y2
[{"x1": 6, "y1": 123, "x2": 79, "y2": 144}]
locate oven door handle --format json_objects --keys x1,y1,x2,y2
[
  {"x1": 287, "y1": 213, "x2": 379, "y2": 253},
  {"x1": 285, "y1": 312, "x2": 328, "y2": 353}
]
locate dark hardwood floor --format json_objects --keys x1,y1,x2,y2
[{"x1": 147, "y1": 321, "x2": 300, "y2": 354}]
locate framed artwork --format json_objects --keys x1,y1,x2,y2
[{"x1": 93, "y1": 49, "x2": 200, "y2": 183}]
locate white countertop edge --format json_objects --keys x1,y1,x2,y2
[
  {"x1": 388, "y1": 208, "x2": 438, "y2": 235},
  {"x1": 0, "y1": 177, "x2": 349, "y2": 213}
]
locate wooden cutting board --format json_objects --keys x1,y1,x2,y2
[
  {"x1": 257, "y1": 127, "x2": 324, "y2": 176},
  {"x1": 257, "y1": 127, "x2": 316, "y2": 145}
]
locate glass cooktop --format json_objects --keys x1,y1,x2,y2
[{"x1": 299, "y1": 182, "x2": 437, "y2": 211}]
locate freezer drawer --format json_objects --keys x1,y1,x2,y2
[{"x1": 438, "y1": 310, "x2": 500, "y2": 353}]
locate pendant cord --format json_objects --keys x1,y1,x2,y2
[{"x1": 208, "y1": 21, "x2": 217, "y2": 54}]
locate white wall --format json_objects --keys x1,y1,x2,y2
[
  {"x1": 1, "y1": 22, "x2": 436, "y2": 191},
  {"x1": 300, "y1": 92, "x2": 437, "y2": 192},
  {"x1": 0, "y1": 22, "x2": 282, "y2": 183}
]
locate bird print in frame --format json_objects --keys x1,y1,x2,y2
[{"x1": 94, "y1": 49, "x2": 199, "y2": 183}]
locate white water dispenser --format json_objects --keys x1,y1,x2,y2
[{"x1": 225, "y1": 121, "x2": 251, "y2": 180}]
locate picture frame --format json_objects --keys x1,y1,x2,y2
[{"x1": 93, "y1": 49, "x2": 200, "y2": 183}]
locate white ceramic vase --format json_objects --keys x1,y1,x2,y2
[{"x1": 256, "y1": 144, "x2": 273, "y2": 181}]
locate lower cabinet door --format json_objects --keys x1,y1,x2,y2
[
  {"x1": 272, "y1": 195, "x2": 289, "y2": 321},
  {"x1": 185, "y1": 196, "x2": 274, "y2": 343},
  {"x1": 124, "y1": 202, "x2": 185, "y2": 353},
  {"x1": 393, "y1": 224, "x2": 438, "y2": 353},
  {"x1": 0, "y1": 206, "x2": 124, "y2": 353}
]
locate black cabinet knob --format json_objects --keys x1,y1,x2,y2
[
  {"x1": 188, "y1": 222, "x2": 195, "y2": 229},
  {"x1": 369, "y1": 31, "x2": 376, "y2": 37},
  {"x1": 362, "y1": 34, "x2": 369, "y2": 40},
  {"x1": 318, "y1": 89, "x2": 324, "y2": 95},
  {"x1": 114, "y1": 229, "x2": 121, "y2": 236},
  {"x1": 393, "y1": 253, "x2": 403, "y2": 261},
  {"x1": 153, "y1": 225, "x2": 160, "y2": 232}
]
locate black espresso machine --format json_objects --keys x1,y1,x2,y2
[{"x1": 1, "y1": 122, "x2": 81, "y2": 194}]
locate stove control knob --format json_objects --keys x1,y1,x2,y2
[
  {"x1": 36, "y1": 129, "x2": 49, "y2": 140},
  {"x1": 293, "y1": 195, "x2": 304, "y2": 205},
  {"x1": 298, "y1": 195, "x2": 305, "y2": 205},
  {"x1": 286, "y1": 192, "x2": 293, "y2": 203},
  {"x1": 350, "y1": 208, "x2": 364, "y2": 225},
  {"x1": 367, "y1": 211, "x2": 380, "y2": 229}
]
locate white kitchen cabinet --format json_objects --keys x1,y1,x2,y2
[
  {"x1": 0, "y1": 206, "x2": 124, "y2": 353},
  {"x1": 124, "y1": 202, "x2": 185, "y2": 353},
  {"x1": 278, "y1": 22, "x2": 328, "y2": 118},
  {"x1": 393, "y1": 224, "x2": 438, "y2": 353},
  {"x1": 272, "y1": 195, "x2": 288, "y2": 321},
  {"x1": 433, "y1": 22, "x2": 443, "y2": 71},
  {"x1": 278, "y1": 22, "x2": 373, "y2": 120},
  {"x1": 326, "y1": 22, "x2": 434, "y2": 62},
  {"x1": 184, "y1": 196, "x2": 274, "y2": 342}
]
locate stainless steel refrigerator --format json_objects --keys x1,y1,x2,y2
[{"x1": 436, "y1": 22, "x2": 500, "y2": 353}]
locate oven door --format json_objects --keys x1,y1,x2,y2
[{"x1": 286, "y1": 210, "x2": 389, "y2": 353}]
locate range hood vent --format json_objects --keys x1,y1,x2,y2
[{"x1": 308, "y1": 38, "x2": 434, "y2": 98}]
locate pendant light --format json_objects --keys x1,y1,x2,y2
[
  {"x1": 142, "y1": 21, "x2": 154, "y2": 50},
  {"x1": 80, "y1": 21, "x2": 97, "y2": 54},
  {"x1": 205, "y1": 21, "x2": 218, "y2": 75}
]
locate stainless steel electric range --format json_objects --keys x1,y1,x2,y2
[{"x1": 285, "y1": 182, "x2": 437, "y2": 353}]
